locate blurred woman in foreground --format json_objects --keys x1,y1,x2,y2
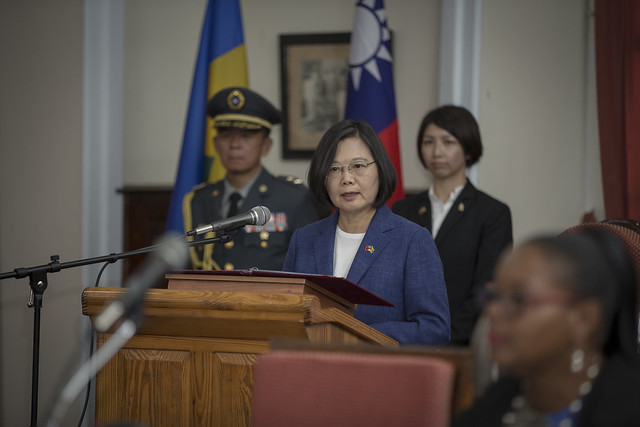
[{"x1": 454, "y1": 228, "x2": 640, "y2": 426}]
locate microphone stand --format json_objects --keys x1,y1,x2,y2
[{"x1": 0, "y1": 232, "x2": 233, "y2": 427}]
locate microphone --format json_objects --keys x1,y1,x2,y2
[
  {"x1": 93, "y1": 233, "x2": 188, "y2": 333},
  {"x1": 186, "y1": 205, "x2": 271, "y2": 237}
]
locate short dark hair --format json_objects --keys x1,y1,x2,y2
[
  {"x1": 526, "y1": 229, "x2": 638, "y2": 358},
  {"x1": 416, "y1": 105, "x2": 483, "y2": 168},
  {"x1": 307, "y1": 120, "x2": 397, "y2": 209}
]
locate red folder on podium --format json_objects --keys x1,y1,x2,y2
[{"x1": 165, "y1": 269, "x2": 394, "y2": 308}]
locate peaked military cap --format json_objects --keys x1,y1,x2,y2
[{"x1": 207, "y1": 87, "x2": 282, "y2": 130}]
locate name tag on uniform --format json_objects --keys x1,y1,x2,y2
[{"x1": 244, "y1": 212, "x2": 288, "y2": 233}]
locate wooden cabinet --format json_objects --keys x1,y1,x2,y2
[{"x1": 119, "y1": 186, "x2": 171, "y2": 284}]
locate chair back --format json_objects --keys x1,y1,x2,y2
[
  {"x1": 251, "y1": 350, "x2": 455, "y2": 427},
  {"x1": 563, "y1": 221, "x2": 640, "y2": 306}
]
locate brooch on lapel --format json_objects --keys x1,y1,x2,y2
[
  {"x1": 364, "y1": 245, "x2": 375, "y2": 253},
  {"x1": 418, "y1": 206, "x2": 427, "y2": 215},
  {"x1": 458, "y1": 202, "x2": 465, "y2": 212}
]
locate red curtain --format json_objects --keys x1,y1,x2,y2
[{"x1": 595, "y1": 0, "x2": 640, "y2": 220}]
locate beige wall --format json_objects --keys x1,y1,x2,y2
[
  {"x1": 0, "y1": 1, "x2": 84, "y2": 425},
  {"x1": 122, "y1": 0, "x2": 597, "y2": 243},
  {"x1": 122, "y1": 0, "x2": 442, "y2": 191},
  {"x1": 478, "y1": 0, "x2": 592, "y2": 241}
]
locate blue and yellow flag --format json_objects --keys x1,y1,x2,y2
[{"x1": 166, "y1": 0, "x2": 248, "y2": 232}]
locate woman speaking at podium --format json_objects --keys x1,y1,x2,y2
[{"x1": 283, "y1": 120, "x2": 450, "y2": 345}]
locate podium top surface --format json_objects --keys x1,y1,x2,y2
[{"x1": 169, "y1": 269, "x2": 394, "y2": 307}]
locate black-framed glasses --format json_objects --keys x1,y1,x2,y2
[
  {"x1": 326, "y1": 160, "x2": 376, "y2": 179},
  {"x1": 477, "y1": 286, "x2": 582, "y2": 318}
]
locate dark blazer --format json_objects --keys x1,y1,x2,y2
[
  {"x1": 453, "y1": 354, "x2": 640, "y2": 426},
  {"x1": 184, "y1": 168, "x2": 318, "y2": 271},
  {"x1": 392, "y1": 181, "x2": 512, "y2": 345},
  {"x1": 282, "y1": 205, "x2": 451, "y2": 345}
]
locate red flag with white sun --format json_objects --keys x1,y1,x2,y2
[{"x1": 344, "y1": 0, "x2": 405, "y2": 207}]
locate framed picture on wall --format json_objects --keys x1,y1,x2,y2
[{"x1": 280, "y1": 32, "x2": 351, "y2": 159}]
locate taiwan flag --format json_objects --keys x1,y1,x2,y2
[{"x1": 344, "y1": 0, "x2": 405, "y2": 207}]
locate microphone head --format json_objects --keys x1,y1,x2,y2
[
  {"x1": 251, "y1": 206, "x2": 271, "y2": 226},
  {"x1": 156, "y1": 232, "x2": 190, "y2": 270}
]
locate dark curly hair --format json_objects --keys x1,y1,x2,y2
[{"x1": 526, "y1": 228, "x2": 638, "y2": 357}]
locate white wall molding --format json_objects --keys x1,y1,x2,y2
[
  {"x1": 83, "y1": 0, "x2": 124, "y2": 288},
  {"x1": 439, "y1": 0, "x2": 483, "y2": 184}
]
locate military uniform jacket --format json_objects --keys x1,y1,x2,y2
[
  {"x1": 392, "y1": 181, "x2": 512, "y2": 345},
  {"x1": 183, "y1": 168, "x2": 318, "y2": 271}
]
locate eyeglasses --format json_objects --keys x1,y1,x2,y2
[
  {"x1": 326, "y1": 160, "x2": 376, "y2": 179},
  {"x1": 478, "y1": 287, "x2": 582, "y2": 318}
]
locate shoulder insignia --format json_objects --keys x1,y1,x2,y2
[
  {"x1": 191, "y1": 182, "x2": 207, "y2": 192},
  {"x1": 273, "y1": 174, "x2": 308, "y2": 191}
]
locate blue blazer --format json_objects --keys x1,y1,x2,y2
[{"x1": 283, "y1": 205, "x2": 451, "y2": 345}]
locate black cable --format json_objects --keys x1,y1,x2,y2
[
  {"x1": 94, "y1": 261, "x2": 111, "y2": 288},
  {"x1": 76, "y1": 329, "x2": 94, "y2": 427},
  {"x1": 75, "y1": 261, "x2": 109, "y2": 427}
]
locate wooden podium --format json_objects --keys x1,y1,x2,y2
[{"x1": 82, "y1": 271, "x2": 397, "y2": 426}]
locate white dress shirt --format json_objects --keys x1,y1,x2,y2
[
  {"x1": 333, "y1": 225, "x2": 365, "y2": 278},
  {"x1": 428, "y1": 183, "x2": 465, "y2": 238}
]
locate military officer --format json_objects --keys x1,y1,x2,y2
[{"x1": 183, "y1": 87, "x2": 318, "y2": 271}]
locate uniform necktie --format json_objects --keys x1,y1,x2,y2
[{"x1": 227, "y1": 192, "x2": 241, "y2": 218}]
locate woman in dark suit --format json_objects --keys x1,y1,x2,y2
[
  {"x1": 453, "y1": 229, "x2": 640, "y2": 426},
  {"x1": 393, "y1": 105, "x2": 512, "y2": 345},
  {"x1": 283, "y1": 120, "x2": 450, "y2": 345}
]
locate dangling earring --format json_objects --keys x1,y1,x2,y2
[{"x1": 571, "y1": 349, "x2": 584, "y2": 373}]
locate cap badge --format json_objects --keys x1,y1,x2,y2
[
  {"x1": 364, "y1": 245, "x2": 375, "y2": 253},
  {"x1": 227, "y1": 89, "x2": 245, "y2": 110}
]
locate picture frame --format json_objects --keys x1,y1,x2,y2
[{"x1": 280, "y1": 32, "x2": 351, "y2": 159}]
